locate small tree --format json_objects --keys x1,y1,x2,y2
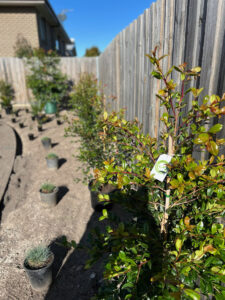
[
  {"x1": 14, "y1": 34, "x2": 33, "y2": 58},
  {"x1": 84, "y1": 46, "x2": 101, "y2": 57},
  {"x1": 26, "y1": 48, "x2": 70, "y2": 109},
  {"x1": 65, "y1": 73, "x2": 105, "y2": 181},
  {"x1": 85, "y1": 49, "x2": 225, "y2": 299}
]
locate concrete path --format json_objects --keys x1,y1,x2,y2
[{"x1": 0, "y1": 121, "x2": 16, "y2": 203}]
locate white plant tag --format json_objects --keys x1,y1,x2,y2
[{"x1": 151, "y1": 154, "x2": 172, "y2": 182}]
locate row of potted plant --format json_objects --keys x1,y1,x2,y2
[{"x1": 24, "y1": 134, "x2": 60, "y2": 290}]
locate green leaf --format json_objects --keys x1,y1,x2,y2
[
  {"x1": 102, "y1": 209, "x2": 108, "y2": 218},
  {"x1": 184, "y1": 289, "x2": 200, "y2": 300},
  {"x1": 212, "y1": 223, "x2": 217, "y2": 234},
  {"x1": 124, "y1": 294, "x2": 132, "y2": 299},
  {"x1": 210, "y1": 169, "x2": 217, "y2": 178},
  {"x1": 122, "y1": 282, "x2": 133, "y2": 289},
  {"x1": 119, "y1": 250, "x2": 126, "y2": 261},
  {"x1": 177, "y1": 173, "x2": 183, "y2": 183},
  {"x1": 194, "y1": 133, "x2": 210, "y2": 144},
  {"x1": 151, "y1": 70, "x2": 162, "y2": 79},
  {"x1": 208, "y1": 124, "x2": 223, "y2": 134},
  {"x1": 191, "y1": 67, "x2": 201, "y2": 73},
  {"x1": 175, "y1": 238, "x2": 182, "y2": 252},
  {"x1": 208, "y1": 141, "x2": 219, "y2": 156},
  {"x1": 181, "y1": 73, "x2": 185, "y2": 81}
]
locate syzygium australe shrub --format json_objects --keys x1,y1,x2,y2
[{"x1": 87, "y1": 48, "x2": 225, "y2": 299}]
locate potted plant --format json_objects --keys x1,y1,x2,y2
[
  {"x1": 14, "y1": 109, "x2": 19, "y2": 117},
  {"x1": 40, "y1": 183, "x2": 58, "y2": 207},
  {"x1": 88, "y1": 179, "x2": 115, "y2": 210},
  {"x1": 28, "y1": 133, "x2": 34, "y2": 141},
  {"x1": 37, "y1": 118, "x2": 43, "y2": 132},
  {"x1": 19, "y1": 122, "x2": 24, "y2": 128},
  {"x1": 41, "y1": 137, "x2": 52, "y2": 150},
  {"x1": 26, "y1": 49, "x2": 69, "y2": 116},
  {"x1": 46, "y1": 153, "x2": 59, "y2": 170},
  {"x1": 55, "y1": 113, "x2": 62, "y2": 125},
  {"x1": 23, "y1": 245, "x2": 54, "y2": 291},
  {"x1": 11, "y1": 116, "x2": 16, "y2": 123},
  {"x1": 0, "y1": 80, "x2": 14, "y2": 114}
]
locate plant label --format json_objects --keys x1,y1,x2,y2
[{"x1": 151, "y1": 154, "x2": 172, "y2": 182}]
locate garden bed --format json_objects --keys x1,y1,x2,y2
[{"x1": 0, "y1": 109, "x2": 103, "y2": 299}]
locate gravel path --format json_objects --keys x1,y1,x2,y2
[{"x1": 0, "y1": 110, "x2": 102, "y2": 300}]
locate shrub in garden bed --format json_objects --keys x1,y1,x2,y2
[
  {"x1": 68, "y1": 49, "x2": 225, "y2": 299},
  {"x1": 65, "y1": 73, "x2": 106, "y2": 182},
  {"x1": 26, "y1": 48, "x2": 70, "y2": 115},
  {"x1": 0, "y1": 80, "x2": 14, "y2": 114}
]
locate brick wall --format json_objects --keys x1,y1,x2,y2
[{"x1": 0, "y1": 7, "x2": 40, "y2": 57}]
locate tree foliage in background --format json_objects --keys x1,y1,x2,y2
[
  {"x1": 0, "y1": 80, "x2": 14, "y2": 109},
  {"x1": 65, "y1": 73, "x2": 105, "y2": 181},
  {"x1": 26, "y1": 48, "x2": 69, "y2": 105},
  {"x1": 84, "y1": 46, "x2": 101, "y2": 57},
  {"x1": 14, "y1": 34, "x2": 33, "y2": 58},
  {"x1": 84, "y1": 49, "x2": 225, "y2": 299}
]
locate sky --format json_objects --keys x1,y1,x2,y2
[{"x1": 49, "y1": 0, "x2": 154, "y2": 57}]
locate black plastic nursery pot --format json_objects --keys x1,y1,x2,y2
[
  {"x1": 19, "y1": 123, "x2": 24, "y2": 128},
  {"x1": 31, "y1": 116, "x2": 36, "y2": 121},
  {"x1": 24, "y1": 253, "x2": 54, "y2": 291},
  {"x1": 46, "y1": 157, "x2": 58, "y2": 170},
  {"x1": 41, "y1": 138, "x2": 52, "y2": 150},
  {"x1": 88, "y1": 180, "x2": 115, "y2": 210},
  {"x1": 40, "y1": 187, "x2": 58, "y2": 207},
  {"x1": 56, "y1": 119, "x2": 62, "y2": 125},
  {"x1": 28, "y1": 133, "x2": 34, "y2": 141},
  {"x1": 37, "y1": 125, "x2": 42, "y2": 132},
  {"x1": 5, "y1": 107, "x2": 12, "y2": 114},
  {"x1": 11, "y1": 118, "x2": 16, "y2": 123}
]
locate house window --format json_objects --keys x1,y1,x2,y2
[
  {"x1": 56, "y1": 39, "x2": 60, "y2": 51},
  {"x1": 39, "y1": 17, "x2": 47, "y2": 41}
]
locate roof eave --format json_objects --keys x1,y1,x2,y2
[{"x1": 0, "y1": 0, "x2": 71, "y2": 43}]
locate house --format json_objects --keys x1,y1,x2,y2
[{"x1": 0, "y1": 0, "x2": 76, "y2": 56}]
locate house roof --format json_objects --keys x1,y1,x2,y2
[{"x1": 0, "y1": 0, "x2": 72, "y2": 44}]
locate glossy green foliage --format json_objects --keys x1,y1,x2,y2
[
  {"x1": 65, "y1": 74, "x2": 107, "y2": 181},
  {"x1": 26, "y1": 48, "x2": 70, "y2": 107},
  {"x1": 87, "y1": 49, "x2": 225, "y2": 299}
]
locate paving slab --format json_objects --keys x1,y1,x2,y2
[{"x1": 0, "y1": 122, "x2": 16, "y2": 202}]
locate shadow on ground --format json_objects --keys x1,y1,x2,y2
[
  {"x1": 57, "y1": 186, "x2": 69, "y2": 204},
  {"x1": 45, "y1": 210, "x2": 104, "y2": 300},
  {"x1": 44, "y1": 191, "x2": 134, "y2": 300}
]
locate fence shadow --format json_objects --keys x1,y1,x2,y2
[
  {"x1": 44, "y1": 187, "x2": 157, "y2": 300},
  {"x1": 44, "y1": 190, "x2": 136, "y2": 300},
  {"x1": 44, "y1": 210, "x2": 106, "y2": 300}
]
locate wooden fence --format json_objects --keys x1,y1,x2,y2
[
  {"x1": 98, "y1": 0, "x2": 225, "y2": 138},
  {"x1": 0, "y1": 0, "x2": 225, "y2": 139},
  {"x1": 0, "y1": 57, "x2": 98, "y2": 107}
]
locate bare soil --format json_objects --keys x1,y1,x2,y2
[{"x1": 0, "y1": 110, "x2": 104, "y2": 300}]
